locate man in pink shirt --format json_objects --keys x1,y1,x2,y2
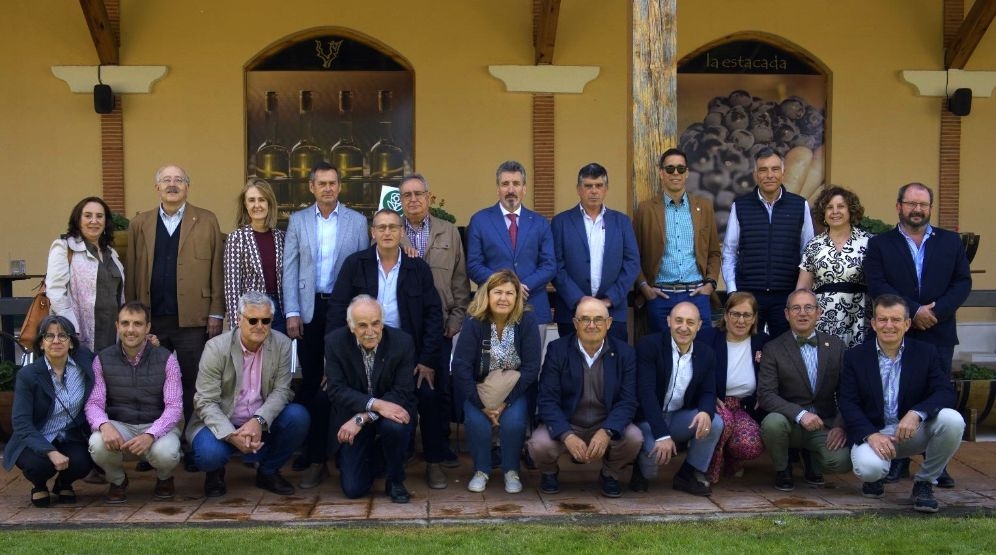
[
  {"x1": 86, "y1": 301, "x2": 183, "y2": 503},
  {"x1": 186, "y1": 291, "x2": 309, "y2": 497}
]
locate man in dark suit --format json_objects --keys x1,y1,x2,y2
[
  {"x1": 863, "y1": 181, "x2": 970, "y2": 486},
  {"x1": 839, "y1": 294, "x2": 964, "y2": 513},
  {"x1": 552, "y1": 163, "x2": 640, "y2": 342},
  {"x1": 325, "y1": 296, "x2": 416, "y2": 503},
  {"x1": 126, "y1": 164, "x2": 224, "y2": 466},
  {"x1": 282, "y1": 162, "x2": 369, "y2": 487},
  {"x1": 632, "y1": 301, "x2": 723, "y2": 496},
  {"x1": 466, "y1": 160, "x2": 556, "y2": 328},
  {"x1": 527, "y1": 297, "x2": 642, "y2": 498},
  {"x1": 634, "y1": 148, "x2": 721, "y2": 332},
  {"x1": 757, "y1": 289, "x2": 851, "y2": 492},
  {"x1": 327, "y1": 209, "x2": 445, "y2": 489}
]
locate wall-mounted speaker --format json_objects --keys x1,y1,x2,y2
[
  {"x1": 949, "y1": 87, "x2": 972, "y2": 117},
  {"x1": 94, "y1": 84, "x2": 114, "y2": 114}
]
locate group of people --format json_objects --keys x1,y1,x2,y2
[{"x1": 2, "y1": 147, "x2": 971, "y2": 514}]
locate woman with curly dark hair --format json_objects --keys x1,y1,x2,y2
[{"x1": 797, "y1": 186, "x2": 871, "y2": 347}]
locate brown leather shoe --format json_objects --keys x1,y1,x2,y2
[
  {"x1": 106, "y1": 477, "x2": 129, "y2": 504},
  {"x1": 154, "y1": 477, "x2": 175, "y2": 500}
]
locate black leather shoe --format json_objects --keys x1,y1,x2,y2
[
  {"x1": 204, "y1": 468, "x2": 227, "y2": 498},
  {"x1": 672, "y1": 472, "x2": 712, "y2": 496},
  {"x1": 136, "y1": 460, "x2": 153, "y2": 472},
  {"x1": 800, "y1": 450, "x2": 824, "y2": 486},
  {"x1": 629, "y1": 464, "x2": 649, "y2": 492},
  {"x1": 600, "y1": 473, "x2": 622, "y2": 498},
  {"x1": 884, "y1": 457, "x2": 910, "y2": 484},
  {"x1": 30, "y1": 486, "x2": 50, "y2": 508},
  {"x1": 936, "y1": 467, "x2": 955, "y2": 489},
  {"x1": 540, "y1": 472, "x2": 560, "y2": 494},
  {"x1": 774, "y1": 469, "x2": 794, "y2": 492},
  {"x1": 385, "y1": 480, "x2": 411, "y2": 503},
  {"x1": 256, "y1": 470, "x2": 295, "y2": 496},
  {"x1": 861, "y1": 479, "x2": 885, "y2": 499}
]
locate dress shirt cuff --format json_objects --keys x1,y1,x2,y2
[
  {"x1": 210, "y1": 315, "x2": 223, "y2": 320},
  {"x1": 794, "y1": 410, "x2": 808, "y2": 424},
  {"x1": 365, "y1": 398, "x2": 377, "y2": 412},
  {"x1": 286, "y1": 311, "x2": 301, "y2": 318},
  {"x1": 655, "y1": 435, "x2": 672, "y2": 443},
  {"x1": 913, "y1": 410, "x2": 927, "y2": 422},
  {"x1": 367, "y1": 412, "x2": 379, "y2": 422}
]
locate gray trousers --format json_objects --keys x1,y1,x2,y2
[
  {"x1": 88, "y1": 421, "x2": 182, "y2": 485},
  {"x1": 851, "y1": 408, "x2": 964, "y2": 484}
]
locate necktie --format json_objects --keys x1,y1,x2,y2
[{"x1": 507, "y1": 213, "x2": 518, "y2": 250}]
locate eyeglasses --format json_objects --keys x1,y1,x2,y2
[
  {"x1": 900, "y1": 201, "x2": 931, "y2": 210},
  {"x1": 158, "y1": 177, "x2": 188, "y2": 185},
  {"x1": 400, "y1": 190, "x2": 428, "y2": 200},
  {"x1": 788, "y1": 305, "x2": 818, "y2": 314},
  {"x1": 372, "y1": 224, "x2": 403, "y2": 232},
  {"x1": 43, "y1": 333, "x2": 71, "y2": 342},
  {"x1": 574, "y1": 316, "x2": 610, "y2": 327},
  {"x1": 727, "y1": 311, "x2": 755, "y2": 321},
  {"x1": 661, "y1": 165, "x2": 688, "y2": 175},
  {"x1": 244, "y1": 317, "x2": 272, "y2": 326}
]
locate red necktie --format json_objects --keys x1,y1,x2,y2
[{"x1": 507, "y1": 213, "x2": 518, "y2": 250}]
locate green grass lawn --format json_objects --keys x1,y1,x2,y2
[{"x1": 2, "y1": 514, "x2": 994, "y2": 554}]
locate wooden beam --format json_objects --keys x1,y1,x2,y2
[
  {"x1": 534, "y1": 0, "x2": 561, "y2": 65},
  {"x1": 79, "y1": 0, "x2": 119, "y2": 65},
  {"x1": 945, "y1": 0, "x2": 996, "y2": 69}
]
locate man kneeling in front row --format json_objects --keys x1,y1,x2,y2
[
  {"x1": 527, "y1": 297, "x2": 642, "y2": 498},
  {"x1": 188, "y1": 291, "x2": 309, "y2": 497},
  {"x1": 86, "y1": 301, "x2": 182, "y2": 503},
  {"x1": 839, "y1": 294, "x2": 964, "y2": 513}
]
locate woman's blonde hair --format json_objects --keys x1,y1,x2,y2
[
  {"x1": 718, "y1": 291, "x2": 760, "y2": 335},
  {"x1": 467, "y1": 269, "x2": 525, "y2": 324},
  {"x1": 236, "y1": 177, "x2": 278, "y2": 229}
]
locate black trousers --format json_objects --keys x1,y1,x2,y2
[
  {"x1": 296, "y1": 295, "x2": 330, "y2": 464},
  {"x1": 151, "y1": 314, "x2": 208, "y2": 431},
  {"x1": 16, "y1": 437, "x2": 92, "y2": 490}
]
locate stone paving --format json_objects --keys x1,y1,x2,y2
[{"x1": 1, "y1": 437, "x2": 994, "y2": 527}]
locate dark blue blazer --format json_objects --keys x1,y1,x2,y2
[
  {"x1": 536, "y1": 333, "x2": 637, "y2": 440},
  {"x1": 838, "y1": 337, "x2": 956, "y2": 446},
  {"x1": 698, "y1": 327, "x2": 769, "y2": 401},
  {"x1": 466, "y1": 205, "x2": 556, "y2": 324},
  {"x1": 324, "y1": 325, "x2": 416, "y2": 454},
  {"x1": 3, "y1": 349, "x2": 95, "y2": 471},
  {"x1": 326, "y1": 246, "x2": 443, "y2": 371},
  {"x1": 451, "y1": 311, "x2": 542, "y2": 410},
  {"x1": 864, "y1": 226, "x2": 971, "y2": 347},
  {"x1": 635, "y1": 331, "x2": 717, "y2": 439},
  {"x1": 551, "y1": 205, "x2": 640, "y2": 325}
]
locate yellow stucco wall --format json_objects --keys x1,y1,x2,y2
[{"x1": 1, "y1": 1, "x2": 993, "y2": 323}]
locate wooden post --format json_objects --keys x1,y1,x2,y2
[{"x1": 632, "y1": 0, "x2": 677, "y2": 211}]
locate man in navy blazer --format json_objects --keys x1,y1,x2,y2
[
  {"x1": 327, "y1": 209, "x2": 446, "y2": 488},
  {"x1": 527, "y1": 298, "x2": 642, "y2": 498},
  {"x1": 863, "y1": 182, "x2": 971, "y2": 376},
  {"x1": 552, "y1": 163, "x2": 640, "y2": 342},
  {"x1": 632, "y1": 301, "x2": 723, "y2": 496},
  {"x1": 282, "y1": 161, "x2": 369, "y2": 485},
  {"x1": 466, "y1": 160, "x2": 556, "y2": 325},
  {"x1": 839, "y1": 294, "x2": 964, "y2": 513}
]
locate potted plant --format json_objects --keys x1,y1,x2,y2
[
  {"x1": 111, "y1": 212, "x2": 130, "y2": 268},
  {"x1": 0, "y1": 359, "x2": 17, "y2": 441},
  {"x1": 954, "y1": 363, "x2": 996, "y2": 441}
]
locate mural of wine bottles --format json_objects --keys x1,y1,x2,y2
[{"x1": 245, "y1": 71, "x2": 413, "y2": 226}]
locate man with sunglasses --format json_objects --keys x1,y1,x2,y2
[
  {"x1": 187, "y1": 291, "x2": 309, "y2": 497},
  {"x1": 527, "y1": 297, "x2": 642, "y2": 498},
  {"x1": 721, "y1": 147, "x2": 814, "y2": 338},
  {"x1": 634, "y1": 148, "x2": 721, "y2": 332}
]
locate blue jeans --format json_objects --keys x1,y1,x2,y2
[
  {"x1": 647, "y1": 291, "x2": 713, "y2": 333},
  {"x1": 192, "y1": 403, "x2": 309, "y2": 475},
  {"x1": 337, "y1": 418, "x2": 413, "y2": 499},
  {"x1": 464, "y1": 396, "x2": 528, "y2": 474}
]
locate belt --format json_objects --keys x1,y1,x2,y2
[
  {"x1": 316, "y1": 293, "x2": 333, "y2": 300},
  {"x1": 654, "y1": 282, "x2": 704, "y2": 293}
]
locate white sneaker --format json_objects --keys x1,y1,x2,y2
[
  {"x1": 504, "y1": 470, "x2": 523, "y2": 493},
  {"x1": 467, "y1": 471, "x2": 489, "y2": 493}
]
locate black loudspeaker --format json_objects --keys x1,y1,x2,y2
[
  {"x1": 949, "y1": 88, "x2": 972, "y2": 117},
  {"x1": 94, "y1": 84, "x2": 114, "y2": 114}
]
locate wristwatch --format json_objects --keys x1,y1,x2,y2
[
  {"x1": 252, "y1": 414, "x2": 267, "y2": 430},
  {"x1": 353, "y1": 414, "x2": 366, "y2": 427}
]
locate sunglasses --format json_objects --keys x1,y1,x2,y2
[
  {"x1": 662, "y1": 165, "x2": 688, "y2": 174},
  {"x1": 244, "y1": 317, "x2": 273, "y2": 326}
]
